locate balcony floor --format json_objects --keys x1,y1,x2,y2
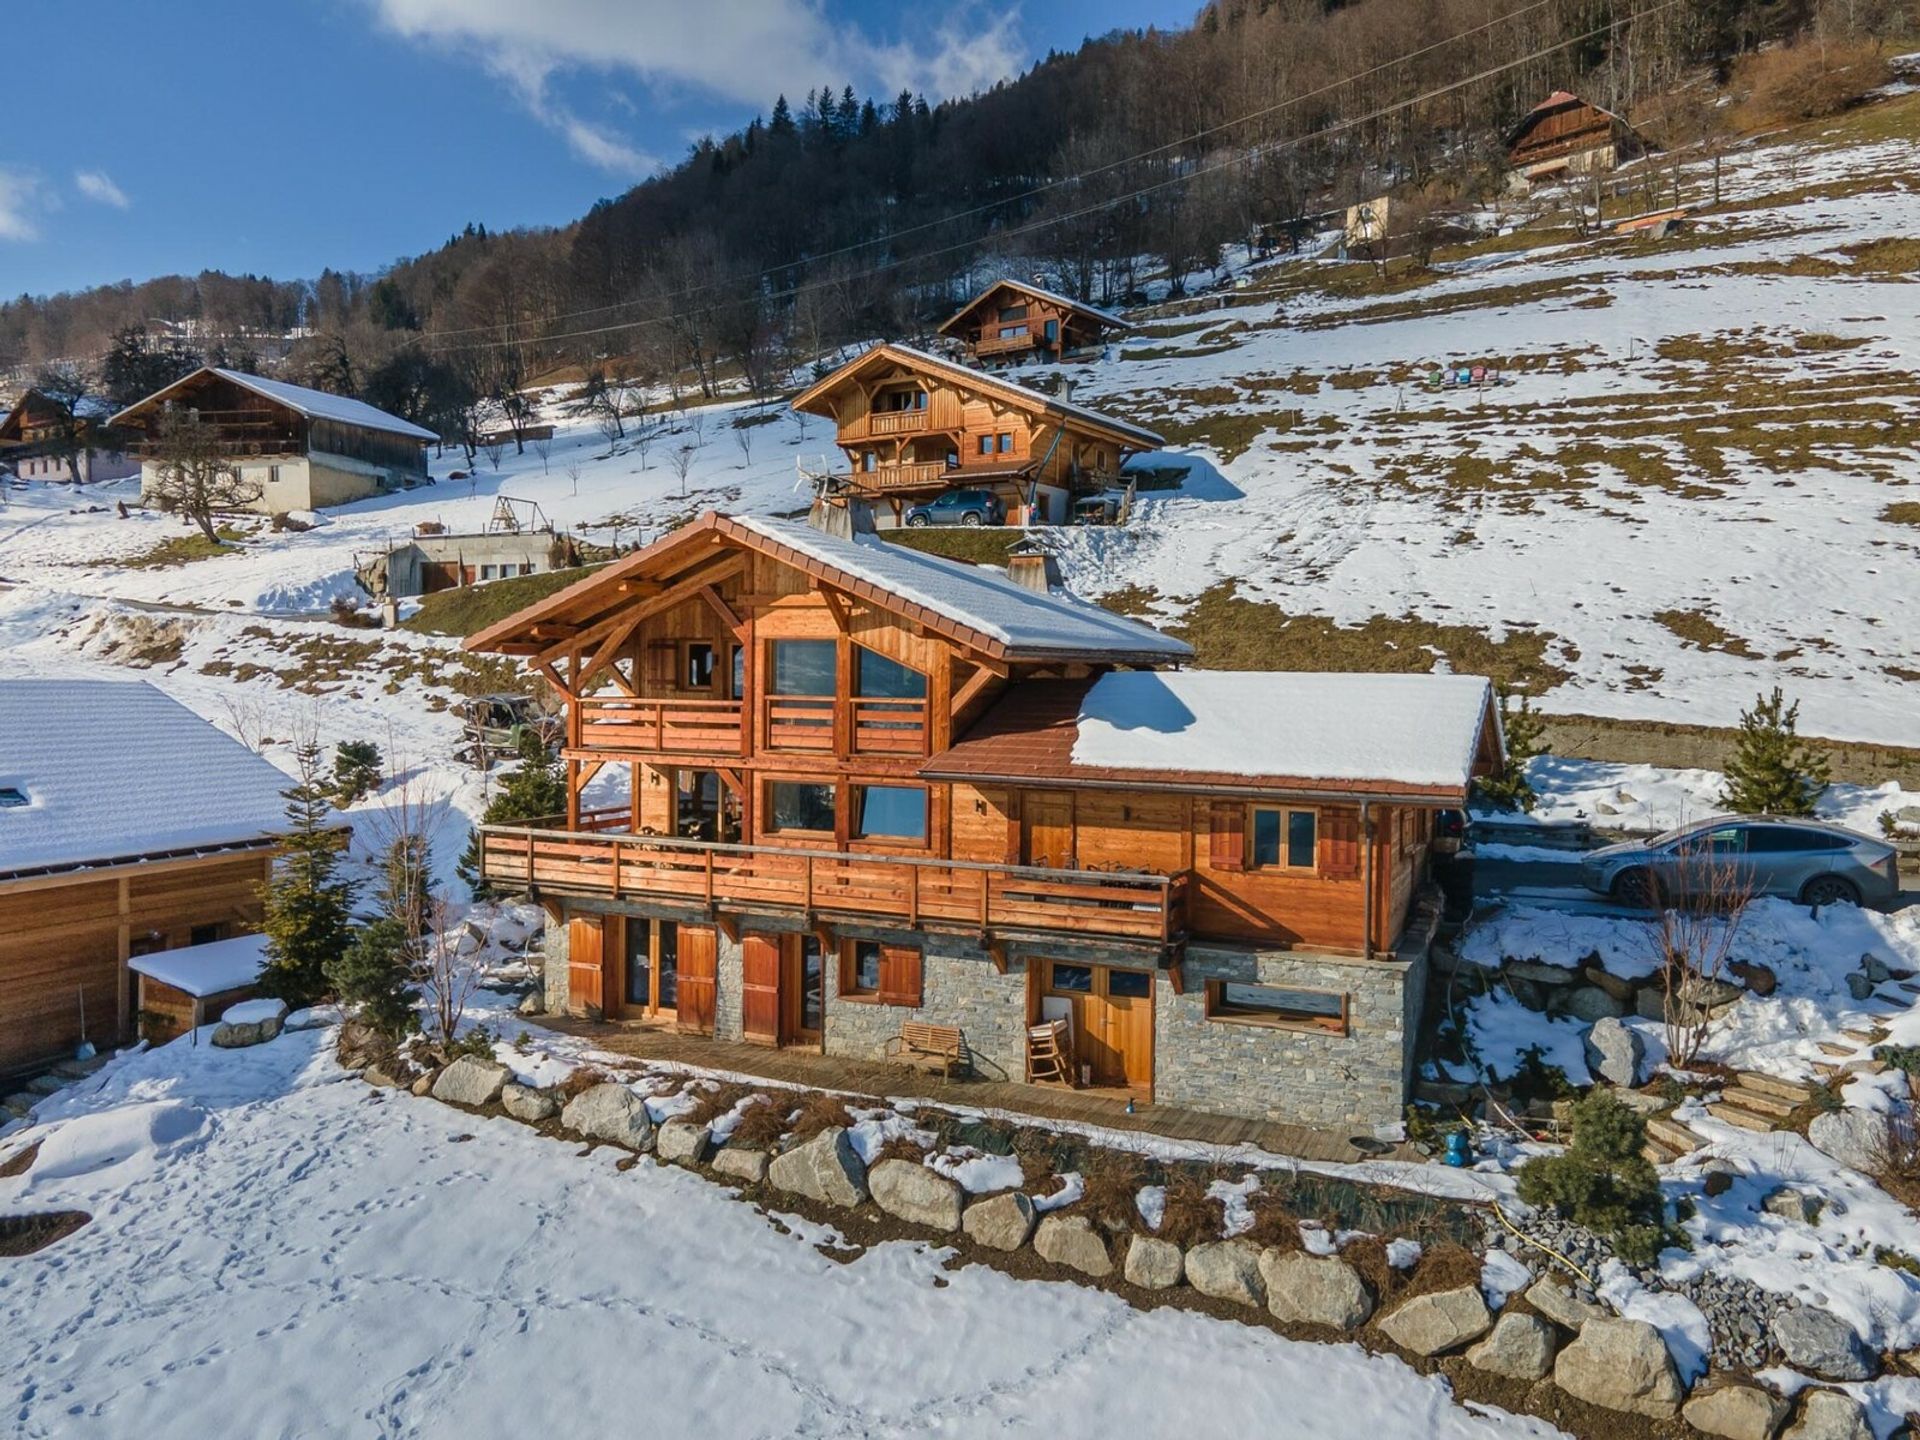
[{"x1": 533, "y1": 1015, "x2": 1411, "y2": 1166}]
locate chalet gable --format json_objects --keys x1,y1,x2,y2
[
  {"x1": 936, "y1": 279, "x2": 1131, "y2": 341},
  {"x1": 109, "y1": 366, "x2": 437, "y2": 443}
]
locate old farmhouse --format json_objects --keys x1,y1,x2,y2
[
  {"x1": 464, "y1": 505, "x2": 1503, "y2": 1131},
  {"x1": 111, "y1": 366, "x2": 437, "y2": 513},
  {"x1": 936, "y1": 279, "x2": 1132, "y2": 368},
  {"x1": 0, "y1": 680, "x2": 290, "y2": 1076},
  {"x1": 0, "y1": 388, "x2": 139, "y2": 486},
  {"x1": 1506, "y1": 90, "x2": 1650, "y2": 188},
  {"x1": 790, "y1": 343, "x2": 1163, "y2": 526}
]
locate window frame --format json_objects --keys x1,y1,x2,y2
[
  {"x1": 1205, "y1": 980, "x2": 1349, "y2": 1036},
  {"x1": 841, "y1": 938, "x2": 883, "y2": 999},
  {"x1": 1249, "y1": 805, "x2": 1318, "y2": 872},
  {"x1": 762, "y1": 776, "x2": 838, "y2": 839},
  {"x1": 682, "y1": 639, "x2": 716, "y2": 692},
  {"x1": 849, "y1": 783, "x2": 929, "y2": 846}
]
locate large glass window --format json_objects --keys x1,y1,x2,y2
[
  {"x1": 770, "y1": 639, "x2": 836, "y2": 695},
  {"x1": 1251, "y1": 807, "x2": 1316, "y2": 870},
  {"x1": 625, "y1": 920, "x2": 651, "y2": 1008},
  {"x1": 1209, "y1": 982, "x2": 1346, "y2": 1033},
  {"x1": 767, "y1": 781, "x2": 836, "y2": 834},
  {"x1": 855, "y1": 648, "x2": 926, "y2": 699},
  {"x1": 658, "y1": 921, "x2": 678, "y2": 1009},
  {"x1": 853, "y1": 785, "x2": 927, "y2": 842}
]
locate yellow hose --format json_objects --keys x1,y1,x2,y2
[{"x1": 1491, "y1": 1200, "x2": 1599, "y2": 1290}]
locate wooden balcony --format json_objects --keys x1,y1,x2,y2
[
  {"x1": 851, "y1": 697, "x2": 928, "y2": 755},
  {"x1": 869, "y1": 409, "x2": 930, "y2": 436},
  {"x1": 577, "y1": 696, "x2": 744, "y2": 756},
  {"x1": 480, "y1": 825, "x2": 1188, "y2": 945},
  {"x1": 762, "y1": 695, "x2": 928, "y2": 755},
  {"x1": 974, "y1": 332, "x2": 1039, "y2": 356},
  {"x1": 856, "y1": 461, "x2": 954, "y2": 491}
]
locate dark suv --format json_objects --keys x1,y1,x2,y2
[{"x1": 903, "y1": 489, "x2": 1005, "y2": 527}]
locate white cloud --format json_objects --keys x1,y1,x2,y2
[
  {"x1": 0, "y1": 168, "x2": 46, "y2": 242},
  {"x1": 362, "y1": 0, "x2": 1026, "y2": 171},
  {"x1": 75, "y1": 170, "x2": 131, "y2": 209}
]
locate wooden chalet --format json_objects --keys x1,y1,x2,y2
[
  {"x1": 789, "y1": 344, "x2": 1163, "y2": 526},
  {"x1": 1507, "y1": 91, "x2": 1649, "y2": 186},
  {"x1": 936, "y1": 279, "x2": 1131, "y2": 368},
  {"x1": 0, "y1": 681, "x2": 291, "y2": 1076},
  {"x1": 464, "y1": 505, "x2": 1504, "y2": 1132},
  {"x1": 111, "y1": 366, "x2": 437, "y2": 513},
  {"x1": 0, "y1": 389, "x2": 139, "y2": 486}
]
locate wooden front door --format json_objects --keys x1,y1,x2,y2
[
  {"x1": 677, "y1": 925, "x2": 717, "y2": 1036},
  {"x1": 1040, "y1": 959, "x2": 1153, "y2": 1092},
  {"x1": 741, "y1": 933, "x2": 781, "y2": 1044},
  {"x1": 1022, "y1": 790, "x2": 1075, "y2": 869},
  {"x1": 779, "y1": 934, "x2": 826, "y2": 1048},
  {"x1": 567, "y1": 915, "x2": 606, "y2": 1016}
]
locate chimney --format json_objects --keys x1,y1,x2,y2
[
  {"x1": 1059, "y1": 375, "x2": 1075, "y2": 404},
  {"x1": 1005, "y1": 537, "x2": 1062, "y2": 593},
  {"x1": 807, "y1": 493, "x2": 877, "y2": 540}
]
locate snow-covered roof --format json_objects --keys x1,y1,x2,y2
[
  {"x1": 735, "y1": 516, "x2": 1193, "y2": 661},
  {"x1": 1069, "y1": 671, "x2": 1496, "y2": 788},
  {"x1": 0, "y1": 680, "x2": 293, "y2": 880},
  {"x1": 129, "y1": 933, "x2": 267, "y2": 998},
  {"x1": 109, "y1": 367, "x2": 438, "y2": 443},
  {"x1": 939, "y1": 278, "x2": 1133, "y2": 335}
]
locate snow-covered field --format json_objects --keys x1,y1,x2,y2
[{"x1": 0, "y1": 1026, "x2": 1559, "y2": 1440}]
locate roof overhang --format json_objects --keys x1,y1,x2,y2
[{"x1": 935, "y1": 279, "x2": 1134, "y2": 339}]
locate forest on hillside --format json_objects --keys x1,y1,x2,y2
[{"x1": 1, "y1": 0, "x2": 1909, "y2": 442}]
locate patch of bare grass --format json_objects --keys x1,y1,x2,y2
[{"x1": 1655, "y1": 608, "x2": 1763, "y2": 659}]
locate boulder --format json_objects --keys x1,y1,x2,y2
[
  {"x1": 409, "y1": 1073, "x2": 436, "y2": 1098},
  {"x1": 1262, "y1": 1250, "x2": 1373, "y2": 1330},
  {"x1": 1508, "y1": 960, "x2": 1580, "y2": 986},
  {"x1": 1730, "y1": 960, "x2": 1778, "y2": 997},
  {"x1": 767, "y1": 1126, "x2": 868, "y2": 1208},
  {"x1": 711, "y1": 1146, "x2": 769, "y2": 1184},
  {"x1": 1183, "y1": 1240, "x2": 1266, "y2": 1309},
  {"x1": 1783, "y1": 1390, "x2": 1873, "y2": 1440},
  {"x1": 500, "y1": 1083, "x2": 559, "y2": 1123},
  {"x1": 1808, "y1": 1109, "x2": 1893, "y2": 1175},
  {"x1": 1380, "y1": 1284, "x2": 1494, "y2": 1356},
  {"x1": 561, "y1": 1082, "x2": 657, "y2": 1152},
  {"x1": 1761, "y1": 1186, "x2": 1824, "y2": 1224},
  {"x1": 1684, "y1": 1380, "x2": 1791, "y2": 1440},
  {"x1": 655, "y1": 1120, "x2": 711, "y2": 1166},
  {"x1": 1772, "y1": 1306, "x2": 1876, "y2": 1381},
  {"x1": 1583, "y1": 965, "x2": 1638, "y2": 1002},
  {"x1": 1551, "y1": 1317, "x2": 1685, "y2": 1419},
  {"x1": 962, "y1": 1191, "x2": 1036, "y2": 1252},
  {"x1": 1525, "y1": 1276, "x2": 1606, "y2": 1331},
  {"x1": 1124, "y1": 1235, "x2": 1185, "y2": 1290},
  {"x1": 1863, "y1": 954, "x2": 1894, "y2": 985},
  {"x1": 432, "y1": 1056, "x2": 512, "y2": 1108},
  {"x1": 1557, "y1": 986, "x2": 1628, "y2": 1023},
  {"x1": 1033, "y1": 1214, "x2": 1112, "y2": 1278},
  {"x1": 869, "y1": 1159, "x2": 964, "y2": 1232},
  {"x1": 1846, "y1": 972, "x2": 1876, "y2": 1001},
  {"x1": 211, "y1": 999, "x2": 289, "y2": 1049},
  {"x1": 1466, "y1": 1312, "x2": 1558, "y2": 1381},
  {"x1": 363, "y1": 1063, "x2": 402, "y2": 1088},
  {"x1": 1583, "y1": 1015, "x2": 1649, "y2": 1087},
  {"x1": 516, "y1": 990, "x2": 545, "y2": 1017}
]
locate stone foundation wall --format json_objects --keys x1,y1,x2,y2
[
  {"x1": 823, "y1": 939, "x2": 1031, "y2": 1083},
  {"x1": 541, "y1": 905, "x2": 570, "y2": 1015}
]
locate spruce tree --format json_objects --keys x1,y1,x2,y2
[
  {"x1": 324, "y1": 918, "x2": 418, "y2": 1038},
  {"x1": 257, "y1": 742, "x2": 358, "y2": 1007},
  {"x1": 1515, "y1": 1090, "x2": 1668, "y2": 1265},
  {"x1": 1474, "y1": 690, "x2": 1544, "y2": 812},
  {"x1": 457, "y1": 730, "x2": 569, "y2": 897},
  {"x1": 332, "y1": 739, "x2": 383, "y2": 806},
  {"x1": 1720, "y1": 687, "x2": 1829, "y2": 816}
]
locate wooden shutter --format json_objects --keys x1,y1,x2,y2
[
  {"x1": 644, "y1": 641, "x2": 677, "y2": 688},
  {"x1": 740, "y1": 933, "x2": 780, "y2": 1043},
  {"x1": 877, "y1": 944, "x2": 923, "y2": 1008},
  {"x1": 1319, "y1": 807, "x2": 1362, "y2": 880},
  {"x1": 676, "y1": 925, "x2": 717, "y2": 1036},
  {"x1": 1208, "y1": 802, "x2": 1245, "y2": 872},
  {"x1": 566, "y1": 915, "x2": 606, "y2": 1017}
]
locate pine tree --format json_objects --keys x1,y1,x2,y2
[
  {"x1": 324, "y1": 918, "x2": 418, "y2": 1038},
  {"x1": 457, "y1": 731, "x2": 568, "y2": 897},
  {"x1": 1473, "y1": 690, "x2": 1544, "y2": 812},
  {"x1": 332, "y1": 739, "x2": 383, "y2": 806},
  {"x1": 257, "y1": 742, "x2": 358, "y2": 1007},
  {"x1": 1720, "y1": 687, "x2": 1829, "y2": 816},
  {"x1": 1515, "y1": 1090, "x2": 1668, "y2": 1265}
]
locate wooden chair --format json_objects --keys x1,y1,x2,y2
[
  {"x1": 1026, "y1": 1018, "x2": 1075, "y2": 1088},
  {"x1": 887, "y1": 1021, "x2": 970, "y2": 1083}
]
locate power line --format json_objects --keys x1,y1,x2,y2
[{"x1": 429, "y1": 0, "x2": 1678, "y2": 358}]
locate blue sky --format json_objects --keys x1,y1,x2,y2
[{"x1": 3, "y1": 0, "x2": 1188, "y2": 300}]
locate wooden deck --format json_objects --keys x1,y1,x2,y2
[{"x1": 536, "y1": 1016, "x2": 1413, "y2": 1166}]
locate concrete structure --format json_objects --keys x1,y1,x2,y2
[{"x1": 359, "y1": 529, "x2": 572, "y2": 598}]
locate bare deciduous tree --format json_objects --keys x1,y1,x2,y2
[
  {"x1": 146, "y1": 403, "x2": 261, "y2": 543},
  {"x1": 670, "y1": 441, "x2": 698, "y2": 499},
  {"x1": 1645, "y1": 848, "x2": 1753, "y2": 1070},
  {"x1": 533, "y1": 435, "x2": 551, "y2": 473},
  {"x1": 420, "y1": 896, "x2": 484, "y2": 1048}
]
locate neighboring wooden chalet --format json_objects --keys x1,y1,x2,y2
[
  {"x1": 0, "y1": 680, "x2": 291, "y2": 1075},
  {"x1": 111, "y1": 366, "x2": 437, "y2": 513},
  {"x1": 0, "y1": 389, "x2": 139, "y2": 486},
  {"x1": 1507, "y1": 91, "x2": 1650, "y2": 187},
  {"x1": 463, "y1": 505, "x2": 1503, "y2": 1132},
  {"x1": 936, "y1": 279, "x2": 1131, "y2": 368},
  {"x1": 790, "y1": 343, "x2": 1163, "y2": 525}
]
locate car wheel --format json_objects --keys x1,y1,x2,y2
[
  {"x1": 960, "y1": 511, "x2": 982, "y2": 526},
  {"x1": 906, "y1": 515, "x2": 930, "y2": 527},
  {"x1": 1611, "y1": 868, "x2": 1661, "y2": 907},
  {"x1": 1801, "y1": 874, "x2": 1860, "y2": 908}
]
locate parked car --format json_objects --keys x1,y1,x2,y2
[
  {"x1": 1579, "y1": 816, "x2": 1900, "y2": 909},
  {"x1": 903, "y1": 489, "x2": 1005, "y2": 528}
]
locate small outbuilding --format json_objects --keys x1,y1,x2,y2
[
  {"x1": 1507, "y1": 91, "x2": 1651, "y2": 188},
  {"x1": 128, "y1": 933, "x2": 269, "y2": 1044}
]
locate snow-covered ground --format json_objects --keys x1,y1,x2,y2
[{"x1": 0, "y1": 1026, "x2": 1559, "y2": 1440}]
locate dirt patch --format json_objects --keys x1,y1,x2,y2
[
  {"x1": 1653, "y1": 608, "x2": 1763, "y2": 659},
  {"x1": 0, "y1": 1210, "x2": 91, "y2": 1257},
  {"x1": 0, "y1": 1140, "x2": 41, "y2": 1178},
  {"x1": 1883, "y1": 501, "x2": 1920, "y2": 527}
]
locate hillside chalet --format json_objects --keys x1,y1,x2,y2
[
  {"x1": 111, "y1": 366, "x2": 437, "y2": 513},
  {"x1": 789, "y1": 343, "x2": 1163, "y2": 526},
  {"x1": 463, "y1": 505, "x2": 1503, "y2": 1132},
  {"x1": 936, "y1": 279, "x2": 1132, "y2": 368},
  {"x1": 0, "y1": 681, "x2": 291, "y2": 1075},
  {"x1": 1507, "y1": 91, "x2": 1650, "y2": 187},
  {"x1": 0, "y1": 388, "x2": 139, "y2": 485}
]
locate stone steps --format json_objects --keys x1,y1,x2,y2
[
  {"x1": 1646, "y1": 1117, "x2": 1705, "y2": 1155},
  {"x1": 1719, "y1": 1085, "x2": 1800, "y2": 1120},
  {"x1": 1734, "y1": 1071, "x2": 1812, "y2": 1105},
  {"x1": 1840, "y1": 1026, "x2": 1888, "y2": 1045},
  {"x1": 1707, "y1": 1101, "x2": 1778, "y2": 1133},
  {"x1": 1817, "y1": 1041, "x2": 1861, "y2": 1058}
]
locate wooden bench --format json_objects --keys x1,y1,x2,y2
[{"x1": 886, "y1": 1022, "x2": 970, "y2": 1082}]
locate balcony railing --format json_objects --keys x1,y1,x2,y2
[
  {"x1": 975, "y1": 332, "x2": 1039, "y2": 356},
  {"x1": 480, "y1": 825, "x2": 1188, "y2": 945},
  {"x1": 765, "y1": 695, "x2": 836, "y2": 752},
  {"x1": 851, "y1": 697, "x2": 929, "y2": 754},
  {"x1": 577, "y1": 696, "x2": 744, "y2": 756},
  {"x1": 854, "y1": 461, "x2": 954, "y2": 491},
  {"x1": 869, "y1": 409, "x2": 930, "y2": 436}
]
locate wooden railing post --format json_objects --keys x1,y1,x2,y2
[
  {"x1": 804, "y1": 853, "x2": 815, "y2": 913},
  {"x1": 908, "y1": 865, "x2": 920, "y2": 927},
  {"x1": 704, "y1": 849, "x2": 715, "y2": 909}
]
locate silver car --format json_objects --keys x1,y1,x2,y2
[{"x1": 1579, "y1": 816, "x2": 1900, "y2": 908}]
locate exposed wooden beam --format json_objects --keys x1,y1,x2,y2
[
  {"x1": 814, "y1": 581, "x2": 853, "y2": 635},
  {"x1": 577, "y1": 611, "x2": 647, "y2": 693},
  {"x1": 536, "y1": 661, "x2": 574, "y2": 699},
  {"x1": 949, "y1": 665, "x2": 999, "y2": 725},
  {"x1": 714, "y1": 768, "x2": 745, "y2": 799},
  {"x1": 698, "y1": 584, "x2": 743, "y2": 633},
  {"x1": 534, "y1": 553, "x2": 746, "y2": 671}
]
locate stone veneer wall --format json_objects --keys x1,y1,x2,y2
[
  {"x1": 542, "y1": 907, "x2": 571, "y2": 1015},
  {"x1": 822, "y1": 937, "x2": 1031, "y2": 1084}
]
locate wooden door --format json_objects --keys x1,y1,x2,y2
[
  {"x1": 741, "y1": 932, "x2": 781, "y2": 1045},
  {"x1": 778, "y1": 934, "x2": 826, "y2": 1047},
  {"x1": 677, "y1": 925, "x2": 717, "y2": 1036},
  {"x1": 567, "y1": 915, "x2": 606, "y2": 1017},
  {"x1": 1022, "y1": 790, "x2": 1075, "y2": 869},
  {"x1": 1099, "y1": 967, "x2": 1155, "y2": 1090}
]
